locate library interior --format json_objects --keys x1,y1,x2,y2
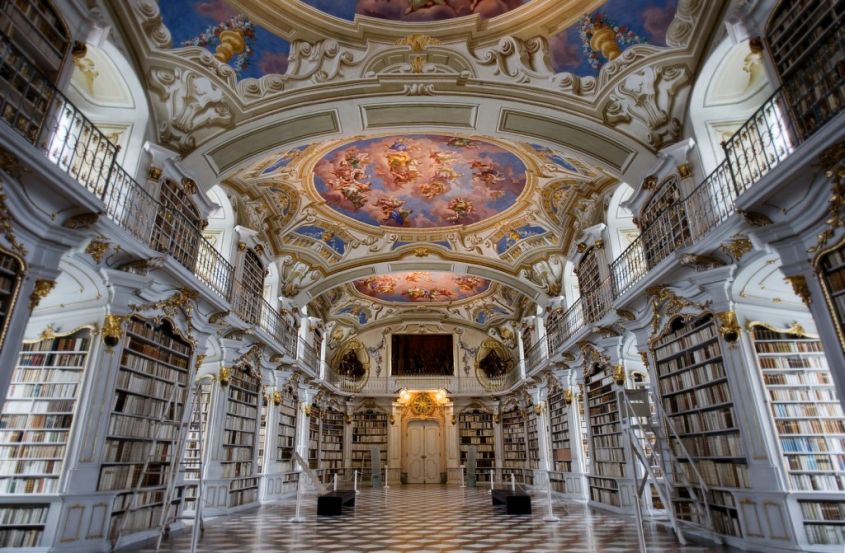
[{"x1": 0, "y1": 0, "x2": 843, "y2": 551}]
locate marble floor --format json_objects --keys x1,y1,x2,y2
[{"x1": 133, "y1": 485, "x2": 742, "y2": 553}]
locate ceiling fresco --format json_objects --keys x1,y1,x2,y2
[
  {"x1": 299, "y1": 0, "x2": 530, "y2": 22},
  {"x1": 353, "y1": 272, "x2": 491, "y2": 303},
  {"x1": 549, "y1": 0, "x2": 678, "y2": 76},
  {"x1": 158, "y1": 0, "x2": 290, "y2": 79},
  {"x1": 312, "y1": 134, "x2": 528, "y2": 229}
]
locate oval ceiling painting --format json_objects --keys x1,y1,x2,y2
[
  {"x1": 300, "y1": 0, "x2": 529, "y2": 22},
  {"x1": 313, "y1": 134, "x2": 528, "y2": 228},
  {"x1": 353, "y1": 272, "x2": 491, "y2": 303}
]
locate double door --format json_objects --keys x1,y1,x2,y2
[{"x1": 406, "y1": 420, "x2": 440, "y2": 484}]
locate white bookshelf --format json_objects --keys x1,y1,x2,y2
[
  {"x1": 653, "y1": 314, "x2": 747, "y2": 537},
  {"x1": 587, "y1": 365, "x2": 624, "y2": 507},
  {"x1": 458, "y1": 409, "x2": 495, "y2": 474},
  {"x1": 526, "y1": 410, "x2": 539, "y2": 470},
  {"x1": 750, "y1": 323, "x2": 845, "y2": 546},
  {"x1": 0, "y1": 252, "x2": 22, "y2": 351},
  {"x1": 182, "y1": 380, "x2": 211, "y2": 511},
  {"x1": 0, "y1": 329, "x2": 91, "y2": 548},
  {"x1": 223, "y1": 368, "x2": 260, "y2": 507},
  {"x1": 351, "y1": 408, "x2": 387, "y2": 477},
  {"x1": 308, "y1": 404, "x2": 320, "y2": 470},
  {"x1": 99, "y1": 318, "x2": 191, "y2": 541},
  {"x1": 320, "y1": 407, "x2": 344, "y2": 471},
  {"x1": 502, "y1": 408, "x2": 526, "y2": 470},
  {"x1": 275, "y1": 387, "x2": 297, "y2": 471}
]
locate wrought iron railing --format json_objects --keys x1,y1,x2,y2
[
  {"x1": 0, "y1": 31, "x2": 297, "y2": 358},
  {"x1": 550, "y1": 79, "x2": 841, "y2": 358}
]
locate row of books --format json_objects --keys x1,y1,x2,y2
[
  {"x1": 758, "y1": 355, "x2": 827, "y2": 370},
  {"x1": 655, "y1": 342, "x2": 722, "y2": 376},
  {"x1": 653, "y1": 324, "x2": 716, "y2": 360},
  {"x1": 754, "y1": 341, "x2": 823, "y2": 354},
  {"x1": 126, "y1": 319, "x2": 191, "y2": 355},
  {"x1": 676, "y1": 432, "x2": 745, "y2": 459},
  {"x1": 771, "y1": 402, "x2": 843, "y2": 418},
  {"x1": 0, "y1": 476, "x2": 59, "y2": 494},
  {"x1": 229, "y1": 373, "x2": 261, "y2": 394},
  {"x1": 4, "y1": 399, "x2": 75, "y2": 414},
  {"x1": 592, "y1": 462, "x2": 625, "y2": 478},
  {"x1": 227, "y1": 386, "x2": 258, "y2": 406},
  {"x1": 674, "y1": 460, "x2": 750, "y2": 488},
  {"x1": 223, "y1": 430, "x2": 254, "y2": 447},
  {"x1": 0, "y1": 527, "x2": 42, "y2": 547},
  {"x1": 663, "y1": 381, "x2": 732, "y2": 414},
  {"x1": 16, "y1": 353, "x2": 86, "y2": 369},
  {"x1": 225, "y1": 414, "x2": 257, "y2": 432},
  {"x1": 804, "y1": 523, "x2": 845, "y2": 545},
  {"x1": 593, "y1": 448, "x2": 626, "y2": 463},
  {"x1": 115, "y1": 369, "x2": 182, "y2": 399},
  {"x1": 125, "y1": 340, "x2": 189, "y2": 371},
  {"x1": 99, "y1": 463, "x2": 168, "y2": 490},
  {"x1": 776, "y1": 418, "x2": 845, "y2": 435},
  {"x1": 768, "y1": 387, "x2": 839, "y2": 402},
  {"x1": 658, "y1": 362, "x2": 726, "y2": 396},
  {"x1": 0, "y1": 429, "x2": 67, "y2": 443},
  {"x1": 789, "y1": 473, "x2": 845, "y2": 492},
  {"x1": 764, "y1": 372, "x2": 834, "y2": 386},
  {"x1": 0, "y1": 505, "x2": 47, "y2": 525},
  {"x1": 0, "y1": 459, "x2": 61, "y2": 475},
  {"x1": 353, "y1": 435, "x2": 387, "y2": 444},
  {"x1": 0, "y1": 443, "x2": 66, "y2": 459},
  {"x1": 668, "y1": 406, "x2": 735, "y2": 435},
  {"x1": 223, "y1": 446, "x2": 254, "y2": 462},
  {"x1": 0, "y1": 413, "x2": 72, "y2": 430},
  {"x1": 113, "y1": 392, "x2": 177, "y2": 419},
  {"x1": 102, "y1": 439, "x2": 170, "y2": 464},
  {"x1": 781, "y1": 436, "x2": 845, "y2": 453},
  {"x1": 785, "y1": 453, "x2": 845, "y2": 472},
  {"x1": 121, "y1": 351, "x2": 188, "y2": 383},
  {"x1": 801, "y1": 501, "x2": 845, "y2": 521},
  {"x1": 112, "y1": 489, "x2": 164, "y2": 511},
  {"x1": 221, "y1": 461, "x2": 253, "y2": 478},
  {"x1": 108, "y1": 414, "x2": 178, "y2": 440}
]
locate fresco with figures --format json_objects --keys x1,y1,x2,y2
[
  {"x1": 549, "y1": 0, "x2": 678, "y2": 76},
  {"x1": 300, "y1": 0, "x2": 529, "y2": 22},
  {"x1": 353, "y1": 272, "x2": 491, "y2": 303},
  {"x1": 313, "y1": 135, "x2": 527, "y2": 228}
]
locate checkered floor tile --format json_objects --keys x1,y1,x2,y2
[{"x1": 128, "y1": 485, "x2": 741, "y2": 553}]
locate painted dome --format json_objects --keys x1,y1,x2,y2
[
  {"x1": 299, "y1": 0, "x2": 530, "y2": 22},
  {"x1": 353, "y1": 271, "x2": 491, "y2": 303},
  {"x1": 312, "y1": 134, "x2": 528, "y2": 229}
]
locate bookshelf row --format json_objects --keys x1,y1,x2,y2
[
  {"x1": 501, "y1": 408, "x2": 526, "y2": 469},
  {"x1": 351, "y1": 409, "x2": 387, "y2": 474},
  {"x1": 458, "y1": 409, "x2": 495, "y2": 471}
]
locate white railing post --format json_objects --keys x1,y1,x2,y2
[
  {"x1": 543, "y1": 470, "x2": 560, "y2": 522},
  {"x1": 460, "y1": 465, "x2": 466, "y2": 488},
  {"x1": 354, "y1": 470, "x2": 359, "y2": 494}
]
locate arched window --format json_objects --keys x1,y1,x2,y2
[
  {"x1": 236, "y1": 249, "x2": 264, "y2": 325},
  {"x1": 639, "y1": 176, "x2": 690, "y2": 269},
  {"x1": 151, "y1": 179, "x2": 201, "y2": 270}
]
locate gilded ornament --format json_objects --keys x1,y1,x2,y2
[
  {"x1": 533, "y1": 402, "x2": 543, "y2": 415},
  {"x1": 209, "y1": 310, "x2": 230, "y2": 324},
  {"x1": 254, "y1": 244, "x2": 264, "y2": 256},
  {"x1": 720, "y1": 235, "x2": 754, "y2": 262},
  {"x1": 643, "y1": 175, "x2": 658, "y2": 190},
  {"x1": 576, "y1": 242, "x2": 588, "y2": 253},
  {"x1": 639, "y1": 351, "x2": 649, "y2": 368},
  {"x1": 615, "y1": 309, "x2": 635, "y2": 321},
  {"x1": 808, "y1": 158, "x2": 844, "y2": 254},
  {"x1": 493, "y1": 414, "x2": 501, "y2": 424},
  {"x1": 680, "y1": 254, "x2": 725, "y2": 270},
  {"x1": 215, "y1": 29, "x2": 246, "y2": 63},
  {"x1": 148, "y1": 165, "x2": 162, "y2": 180},
  {"x1": 784, "y1": 275, "x2": 812, "y2": 305},
  {"x1": 389, "y1": 414, "x2": 395, "y2": 425},
  {"x1": 71, "y1": 41, "x2": 87, "y2": 59},
  {"x1": 612, "y1": 364, "x2": 625, "y2": 386},
  {"x1": 396, "y1": 34, "x2": 441, "y2": 52},
  {"x1": 271, "y1": 391, "x2": 282, "y2": 406},
  {"x1": 715, "y1": 311, "x2": 741, "y2": 343},
  {"x1": 194, "y1": 354, "x2": 207, "y2": 369},
  {"x1": 181, "y1": 177, "x2": 197, "y2": 195},
  {"x1": 238, "y1": 242, "x2": 247, "y2": 251},
  {"x1": 117, "y1": 256, "x2": 166, "y2": 275},
  {"x1": 411, "y1": 393, "x2": 436, "y2": 416},
  {"x1": 737, "y1": 210, "x2": 773, "y2": 227},
  {"x1": 85, "y1": 239, "x2": 110, "y2": 264},
  {"x1": 677, "y1": 163, "x2": 692, "y2": 179},
  {"x1": 563, "y1": 388, "x2": 573, "y2": 404},
  {"x1": 0, "y1": 149, "x2": 25, "y2": 178},
  {"x1": 29, "y1": 279, "x2": 56, "y2": 310},
  {"x1": 413, "y1": 247, "x2": 430, "y2": 257},
  {"x1": 219, "y1": 367, "x2": 232, "y2": 386},
  {"x1": 102, "y1": 314, "x2": 126, "y2": 347},
  {"x1": 594, "y1": 239, "x2": 604, "y2": 250},
  {"x1": 410, "y1": 56, "x2": 426, "y2": 73},
  {"x1": 304, "y1": 403, "x2": 312, "y2": 417},
  {"x1": 0, "y1": 180, "x2": 26, "y2": 256}
]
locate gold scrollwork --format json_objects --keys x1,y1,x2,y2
[
  {"x1": 784, "y1": 275, "x2": 812, "y2": 306},
  {"x1": 715, "y1": 311, "x2": 741, "y2": 343},
  {"x1": 219, "y1": 367, "x2": 231, "y2": 386},
  {"x1": 563, "y1": 388, "x2": 573, "y2": 404},
  {"x1": 29, "y1": 279, "x2": 56, "y2": 311},
  {"x1": 612, "y1": 364, "x2": 625, "y2": 386},
  {"x1": 0, "y1": 178, "x2": 27, "y2": 256},
  {"x1": 720, "y1": 235, "x2": 754, "y2": 262},
  {"x1": 396, "y1": 34, "x2": 441, "y2": 52},
  {"x1": 273, "y1": 391, "x2": 282, "y2": 405},
  {"x1": 85, "y1": 239, "x2": 110, "y2": 264},
  {"x1": 102, "y1": 314, "x2": 126, "y2": 348},
  {"x1": 194, "y1": 354, "x2": 207, "y2": 370},
  {"x1": 745, "y1": 320, "x2": 816, "y2": 339}
]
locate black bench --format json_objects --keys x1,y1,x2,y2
[
  {"x1": 317, "y1": 490, "x2": 356, "y2": 516},
  {"x1": 491, "y1": 488, "x2": 532, "y2": 515}
]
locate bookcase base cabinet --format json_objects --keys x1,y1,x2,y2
[
  {"x1": 183, "y1": 479, "x2": 258, "y2": 518},
  {"x1": 548, "y1": 472, "x2": 588, "y2": 500},
  {"x1": 260, "y1": 472, "x2": 299, "y2": 502},
  {"x1": 587, "y1": 478, "x2": 648, "y2": 515}
]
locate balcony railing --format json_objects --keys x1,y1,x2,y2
[
  {"x1": 0, "y1": 31, "x2": 297, "y2": 358},
  {"x1": 547, "y1": 40, "x2": 843, "y2": 358}
]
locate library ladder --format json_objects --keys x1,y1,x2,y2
[
  {"x1": 109, "y1": 378, "x2": 188, "y2": 552},
  {"x1": 619, "y1": 388, "x2": 714, "y2": 551}
]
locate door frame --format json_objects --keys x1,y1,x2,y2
[{"x1": 403, "y1": 416, "x2": 443, "y2": 483}]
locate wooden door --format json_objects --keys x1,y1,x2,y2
[{"x1": 407, "y1": 420, "x2": 440, "y2": 484}]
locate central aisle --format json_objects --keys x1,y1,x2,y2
[{"x1": 137, "y1": 485, "x2": 740, "y2": 553}]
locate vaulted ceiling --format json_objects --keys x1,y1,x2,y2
[{"x1": 107, "y1": 0, "x2": 723, "y2": 336}]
